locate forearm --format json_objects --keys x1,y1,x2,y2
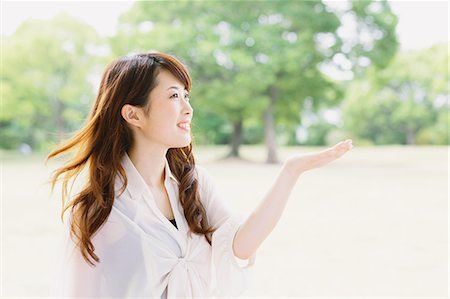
[
  {"x1": 231, "y1": 139, "x2": 353, "y2": 260},
  {"x1": 232, "y1": 163, "x2": 301, "y2": 260}
]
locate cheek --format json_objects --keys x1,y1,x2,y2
[{"x1": 147, "y1": 109, "x2": 177, "y2": 131}]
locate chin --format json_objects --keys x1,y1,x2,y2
[{"x1": 172, "y1": 139, "x2": 191, "y2": 148}]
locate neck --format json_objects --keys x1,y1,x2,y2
[{"x1": 128, "y1": 142, "x2": 168, "y2": 189}]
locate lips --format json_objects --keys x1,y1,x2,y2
[
  {"x1": 177, "y1": 121, "x2": 191, "y2": 131},
  {"x1": 177, "y1": 123, "x2": 190, "y2": 129},
  {"x1": 177, "y1": 119, "x2": 191, "y2": 125}
]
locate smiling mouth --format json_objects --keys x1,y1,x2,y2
[{"x1": 177, "y1": 123, "x2": 191, "y2": 131}]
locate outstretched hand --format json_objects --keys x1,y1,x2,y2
[
  {"x1": 232, "y1": 139, "x2": 354, "y2": 259},
  {"x1": 283, "y1": 139, "x2": 354, "y2": 177}
]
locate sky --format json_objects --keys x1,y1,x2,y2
[{"x1": 1, "y1": 0, "x2": 449, "y2": 51}]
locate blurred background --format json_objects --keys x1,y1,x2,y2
[{"x1": 1, "y1": 0, "x2": 448, "y2": 297}]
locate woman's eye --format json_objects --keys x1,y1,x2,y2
[{"x1": 171, "y1": 93, "x2": 189, "y2": 101}]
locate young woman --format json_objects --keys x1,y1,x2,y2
[{"x1": 48, "y1": 52, "x2": 353, "y2": 298}]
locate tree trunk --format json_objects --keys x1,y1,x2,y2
[
  {"x1": 264, "y1": 86, "x2": 279, "y2": 164},
  {"x1": 228, "y1": 119, "x2": 243, "y2": 157},
  {"x1": 406, "y1": 128, "x2": 416, "y2": 145}
]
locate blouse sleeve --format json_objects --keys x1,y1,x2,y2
[
  {"x1": 54, "y1": 210, "x2": 153, "y2": 298},
  {"x1": 54, "y1": 213, "x2": 104, "y2": 297},
  {"x1": 196, "y1": 166, "x2": 257, "y2": 297}
]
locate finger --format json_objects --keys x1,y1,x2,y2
[
  {"x1": 329, "y1": 141, "x2": 348, "y2": 152},
  {"x1": 338, "y1": 139, "x2": 353, "y2": 149},
  {"x1": 319, "y1": 139, "x2": 353, "y2": 156},
  {"x1": 330, "y1": 139, "x2": 353, "y2": 156}
]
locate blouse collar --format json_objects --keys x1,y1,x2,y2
[{"x1": 118, "y1": 152, "x2": 180, "y2": 200}]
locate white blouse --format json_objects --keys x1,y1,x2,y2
[{"x1": 55, "y1": 153, "x2": 256, "y2": 298}]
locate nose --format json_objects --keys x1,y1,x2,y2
[{"x1": 184, "y1": 99, "x2": 193, "y2": 116}]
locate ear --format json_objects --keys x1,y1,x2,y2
[{"x1": 121, "y1": 104, "x2": 143, "y2": 128}]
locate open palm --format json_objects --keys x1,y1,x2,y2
[{"x1": 284, "y1": 139, "x2": 353, "y2": 176}]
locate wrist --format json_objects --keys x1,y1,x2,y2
[{"x1": 281, "y1": 160, "x2": 304, "y2": 180}]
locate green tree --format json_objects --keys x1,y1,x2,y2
[
  {"x1": 342, "y1": 43, "x2": 449, "y2": 145},
  {"x1": 113, "y1": 0, "x2": 398, "y2": 162},
  {"x1": 1, "y1": 14, "x2": 105, "y2": 150}
]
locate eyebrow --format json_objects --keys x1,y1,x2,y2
[{"x1": 167, "y1": 86, "x2": 186, "y2": 91}]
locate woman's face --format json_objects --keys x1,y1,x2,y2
[{"x1": 139, "y1": 68, "x2": 193, "y2": 149}]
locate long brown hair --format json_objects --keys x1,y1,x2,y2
[{"x1": 47, "y1": 52, "x2": 215, "y2": 266}]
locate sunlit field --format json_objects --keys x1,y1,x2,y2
[{"x1": 2, "y1": 145, "x2": 448, "y2": 297}]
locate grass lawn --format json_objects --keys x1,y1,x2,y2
[{"x1": 1, "y1": 145, "x2": 448, "y2": 297}]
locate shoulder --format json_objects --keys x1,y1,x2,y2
[
  {"x1": 194, "y1": 164, "x2": 210, "y2": 184},
  {"x1": 194, "y1": 164, "x2": 213, "y2": 194}
]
